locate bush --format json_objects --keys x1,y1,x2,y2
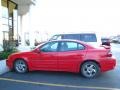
[
  {"x1": 0, "y1": 47, "x2": 18, "y2": 60},
  {"x1": 0, "y1": 40, "x2": 18, "y2": 60},
  {"x1": 0, "y1": 51, "x2": 11, "y2": 60}
]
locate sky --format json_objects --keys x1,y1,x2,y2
[{"x1": 30, "y1": 0, "x2": 120, "y2": 37}]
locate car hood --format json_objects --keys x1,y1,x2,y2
[{"x1": 10, "y1": 51, "x2": 33, "y2": 57}]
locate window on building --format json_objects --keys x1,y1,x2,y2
[{"x1": 1, "y1": 0, "x2": 18, "y2": 46}]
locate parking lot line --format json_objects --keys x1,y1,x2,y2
[{"x1": 0, "y1": 77, "x2": 120, "y2": 90}]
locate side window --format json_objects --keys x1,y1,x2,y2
[
  {"x1": 59, "y1": 41, "x2": 85, "y2": 52},
  {"x1": 59, "y1": 42, "x2": 78, "y2": 51},
  {"x1": 67, "y1": 42, "x2": 78, "y2": 51},
  {"x1": 78, "y1": 43, "x2": 85, "y2": 50},
  {"x1": 59, "y1": 42, "x2": 69, "y2": 51},
  {"x1": 40, "y1": 42, "x2": 58, "y2": 52}
]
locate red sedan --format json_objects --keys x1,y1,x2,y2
[{"x1": 7, "y1": 40, "x2": 116, "y2": 78}]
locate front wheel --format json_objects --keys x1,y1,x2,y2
[
  {"x1": 14, "y1": 59, "x2": 28, "y2": 73},
  {"x1": 80, "y1": 61, "x2": 100, "y2": 78}
]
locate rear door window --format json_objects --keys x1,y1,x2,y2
[
  {"x1": 59, "y1": 41, "x2": 85, "y2": 51},
  {"x1": 40, "y1": 42, "x2": 59, "y2": 52}
]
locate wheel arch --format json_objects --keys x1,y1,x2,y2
[
  {"x1": 80, "y1": 59, "x2": 101, "y2": 72},
  {"x1": 13, "y1": 58, "x2": 29, "y2": 71}
]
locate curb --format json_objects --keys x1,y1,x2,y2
[{"x1": 0, "y1": 60, "x2": 9, "y2": 75}]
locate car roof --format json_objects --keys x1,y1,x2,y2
[
  {"x1": 48, "y1": 39, "x2": 82, "y2": 42},
  {"x1": 48, "y1": 39, "x2": 92, "y2": 46}
]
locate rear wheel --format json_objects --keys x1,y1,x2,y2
[
  {"x1": 81, "y1": 61, "x2": 100, "y2": 78},
  {"x1": 14, "y1": 59, "x2": 28, "y2": 73}
]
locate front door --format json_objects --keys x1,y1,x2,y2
[{"x1": 32, "y1": 41, "x2": 59, "y2": 71}]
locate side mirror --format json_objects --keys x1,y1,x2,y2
[{"x1": 34, "y1": 48, "x2": 41, "y2": 53}]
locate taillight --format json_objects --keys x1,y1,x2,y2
[
  {"x1": 106, "y1": 51, "x2": 112, "y2": 57},
  {"x1": 106, "y1": 53, "x2": 112, "y2": 57}
]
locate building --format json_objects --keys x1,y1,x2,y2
[{"x1": 0, "y1": 0, "x2": 36, "y2": 48}]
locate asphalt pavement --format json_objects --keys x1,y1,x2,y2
[{"x1": 0, "y1": 43, "x2": 120, "y2": 90}]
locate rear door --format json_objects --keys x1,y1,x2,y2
[{"x1": 58, "y1": 41, "x2": 87, "y2": 72}]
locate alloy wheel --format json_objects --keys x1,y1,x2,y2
[
  {"x1": 81, "y1": 61, "x2": 100, "y2": 78},
  {"x1": 14, "y1": 59, "x2": 28, "y2": 73}
]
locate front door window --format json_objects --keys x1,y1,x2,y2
[{"x1": 40, "y1": 42, "x2": 59, "y2": 52}]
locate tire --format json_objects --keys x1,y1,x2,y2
[
  {"x1": 80, "y1": 61, "x2": 100, "y2": 78},
  {"x1": 14, "y1": 59, "x2": 28, "y2": 73}
]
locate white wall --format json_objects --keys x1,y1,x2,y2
[
  {"x1": 19, "y1": 4, "x2": 36, "y2": 47},
  {"x1": 0, "y1": 0, "x2": 3, "y2": 45}
]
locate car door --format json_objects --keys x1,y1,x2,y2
[
  {"x1": 32, "y1": 41, "x2": 59, "y2": 71},
  {"x1": 58, "y1": 41, "x2": 87, "y2": 72}
]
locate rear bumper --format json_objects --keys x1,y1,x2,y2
[{"x1": 100, "y1": 57, "x2": 116, "y2": 72}]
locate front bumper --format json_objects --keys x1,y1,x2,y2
[{"x1": 6, "y1": 59, "x2": 13, "y2": 70}]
